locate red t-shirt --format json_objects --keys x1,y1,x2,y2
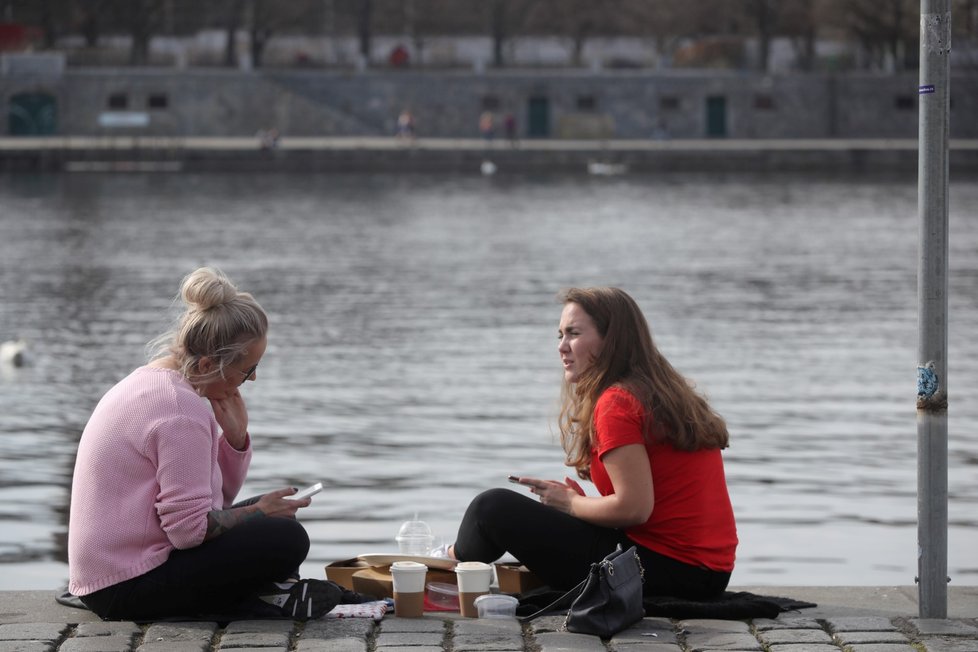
[{"x1": 588, "y1": 387, "x2": 738, "y2": 572}]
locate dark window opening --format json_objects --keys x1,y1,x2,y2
[
  {"x1": 895, "y1": 95, "x2": 915, "y2": 110},
  {"x1": 576, "y1": 95, "x2": 597, "y2": 111},
  {"x1": 107, "y1": 93, "x2": 128, "y2": 109},
  {"x1": 148, "y1": 93, "x2": 168, "y2": 110},
  {"x1": 660, "y1": 96, "x2": 680, "y2": 111},
  {"x1": 754, "y1": 94, "x2": 775, "y2": 110}
]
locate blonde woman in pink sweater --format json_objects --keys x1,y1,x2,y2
[{"x1": 68, "y1": 267, "x2": 353, "y2": 621}]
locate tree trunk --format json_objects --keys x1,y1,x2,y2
[
  {"x1": 755, "y1": 0, "x2": 773, "y2": 72},
  {"x1": 491, "y1": 0, "x2": 505, "y2": 67},
  {"x1": 39, "y1": 0, "x2": 57, "y2": 49},
  {"x1": 224, "y1": 0, "x2": 243, "y2": 67},
  {"x1": 80, "y1": 0, "x2": 101, "y2": 48},
  {"x1": 358, "y1": 0, "x2": 372, "y2": 65}
]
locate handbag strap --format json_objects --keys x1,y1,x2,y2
[{"x1": 517, "y1": 577, "x2": 587, "y2": 624}]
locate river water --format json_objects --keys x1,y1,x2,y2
[{"x1": 1, "y1": 171, "x2": 976, "y2": 591}]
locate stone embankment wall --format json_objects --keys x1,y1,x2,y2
[{"x1": 2, "y1": 67, "x2": 977, "y2": 140}]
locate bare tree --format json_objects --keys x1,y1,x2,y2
[
  {"x1": 486, "y1": 0, "x2": 539, "y2": 67},
  {"x1": 842, "y1": 0, "x2": 917, "y2": 72},
  {"x1": 72, "y1": 0, "x2": 112, "y2": 47},
  {"x1": 223, "y1": 0, "x2": 245, "y2": 66},
  {"x1": 118, "y1": 0, "x2": 167, "y2": 64},
  {"x1": 616, "y1": 0, "x2": 731, "y2": 68},
  {"x1": 529, "y1": 0, "x2": 623, "y2": 67},
  {"x1": 780, "y1": 0, "x2": 819, "y2": 71},
  {"x1": 356, "y1": 0, "x2": 372, "y2": 63}
]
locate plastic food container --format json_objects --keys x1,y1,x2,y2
[
  {"x1": 474, "y1": 594, "x2": 519, "y2": 619},
  {"x1": 426, "y1": 582, "x2": 460, "y2": 610}
]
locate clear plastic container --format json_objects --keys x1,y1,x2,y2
[
  {"x1": 474, "y1": 594, "x2": 519, "y2": 619},
  {"x1": 395, "y1": 517, "x2": 434, "y2": 556},
  {"x1": 426, "y1": 581, "x2": 459, "y2": 610}
]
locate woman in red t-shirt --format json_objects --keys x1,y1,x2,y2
[{"x1": 442, "y1": 287, "x2": 737, "y2": 599}]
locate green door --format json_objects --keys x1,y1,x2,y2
[
  {"x1": 527, "y1": 96, "x2": 549, "y2": 138},
  {"x1": 705, "y1": 95, "x2": 726, "y2": 138},
  {"x1": 8, "y1": 92, "x2": 58, "y2": 135}
]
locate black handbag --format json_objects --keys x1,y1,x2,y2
[{"x1": 520, "y1": 545, "x2": 645, "y2": 638}]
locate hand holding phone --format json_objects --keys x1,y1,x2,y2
[{"x1": 286, "y1": 482, "x2": 323, "y2": 501}]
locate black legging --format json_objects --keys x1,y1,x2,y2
[
  {"x1": 79, "y1": 515, "x2": 308, "y2": 621},
  {"x1": 453, "y1": 488, "x2": 730, "y2": 600}
]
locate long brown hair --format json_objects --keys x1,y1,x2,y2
[{"x1": 557, "y1": 287, "x2": 728, "y2": 479}]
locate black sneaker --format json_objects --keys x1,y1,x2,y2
[{"x1": 259, "y1": 579, "x2": 343, "y2": 620}]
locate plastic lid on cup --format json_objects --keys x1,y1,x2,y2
[
  {"x1": 396, "y1": 517, "x2": 434, "y2": 554},
  {"x1": 396, "y1": 519, "x2": 432, "y2": 539},
  {"x1": 455, "y1": 561, "x2": 492, "y2": 572},
  {"x1": 390, "y1": 560, "x2": 428, "y2": 572}
]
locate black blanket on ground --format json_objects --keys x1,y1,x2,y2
[{"x1": 516, "y1": 587, "x2": 816, "y2": 621}]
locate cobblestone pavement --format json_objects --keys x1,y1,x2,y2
[{"x1": 2, "y1": 612, "x2": 978, "y2": 652}]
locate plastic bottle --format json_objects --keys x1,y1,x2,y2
[{"x1": 395, "y1": 515, "x2": 434, "y2": 556}]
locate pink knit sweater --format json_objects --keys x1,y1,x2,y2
[{"x1": 68, "y1": 366, "x2": 252, "y2": 596}]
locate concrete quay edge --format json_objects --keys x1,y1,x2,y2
[
  {"x1": 1, "y1": 587, "x2": 976, "y2": 652},
  {"x1": 3, "y1": 136, "x2": 978, "y2": 174}
]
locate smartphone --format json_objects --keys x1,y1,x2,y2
[
  {"x1": 286, "y1": 482, "x2": 323, "y2": 500},
  {"x1": 507, "y1": 475, "x2": 522, "y2": 484}
]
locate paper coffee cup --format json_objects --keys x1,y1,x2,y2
[
  {"x1": 455, "y1": 561, "x2": 492, "y2": 617},
  {"x1": 391, "y1": 561, "x2": 427, "y2": 617}
]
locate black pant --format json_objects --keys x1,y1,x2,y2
[
  {"x1": 453, "y1": 488, "x2": 730, "y2": 600},
  {"x1": 79, "y1": 516, "x2": 309, "y2": 621}
]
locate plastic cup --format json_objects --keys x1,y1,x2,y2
[
  {"x1": 396, "y1": 519, "x2": 434, "y2": 556},
  {"x1": 390, "y1": 561, "x2": 427, "y2": 617},
  {"x1": 454, "y1": 561, "x2": 493, "y2": 617}
]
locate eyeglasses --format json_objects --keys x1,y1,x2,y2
[{"x1": 236, "y1": 362, "x2": 259, "y2": 385}]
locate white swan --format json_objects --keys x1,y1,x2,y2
[{"x1": 0, "y1": 339, "x2": 29, "y2": 367}]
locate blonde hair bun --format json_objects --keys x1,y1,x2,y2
[{"x1": 181, "y1": 267, "x2": 239, "y2": 312}]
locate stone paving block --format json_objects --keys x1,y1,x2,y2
[
  {"x1": 301, "y1": 618, "x2": 376, "y2": 639},
  {"x1": 680, "y1": 620, "x2": 753, "y2": 635},
  {"x1": 920, "y1": 639, "x2": 978, "y2": 652},
  {"x1": 526, "y1": 616, "x2": 567, "y2": 634},
  {"x1": 73, "y1": 622, "x2": 141, "y2": 639},
  {"x1": 141, "y1": 622, "x2": 217, "y2": 644},
  {"x1": 0, "y1": 642, "x2": 59, "y2": 652},
  {"x1": 223, "y1": 620, "x2": 295, "y2": 635},
  {"x1": 0, "y1": 624, "x2": 70, "y2": 644},
  {"x1": 377, "y1": 618, "x2": 447, "y2": 634},
  {"x1": 374, "y1": 647, "x2": 442, "y2": 652},
  {"x1": 759, "y1": 629, "x2": 835, "y2": 646},
  {"x1": 911, "y1": 620, "x2": 978, "y2": 637},
  {"x1": 452, "y1": 618, "x2": 523, "y2": 650},
  {"x1": 452, "y1": 642, "x2": 523, "y2": 651},
  {"x1": 59, "y1": 635, "x2": 135, "y2": 652},
  {"x1": 846, "y1": 645, "x2": 917, "y2": 652},
  {"x1": 833, "y1": 631, "x2": 912, "y2": 645},
  {"x1": 374, "y1": 631, "x2": 445, "y2": 647},
  {"x1": 534, "y1": 631, "x2": 608, "y2": 651},
  {"x1": 453, "y1": 619, "x2": 522, "y2": 635},
  {"x1": 754, "y1": 617, "x2": 822, "y2": 631},
  {"x1": 767, "y1": 645, "x2": 840, "y2": 652},
  {"x1": 136, "y1": 642, "x2": 213, "y2": 652},
  {"x1": 608, "y1": 641, "x2": 683, "y2": 651},
  {"x1": 610, "y1": 618, "x2": 678, "y2": 645},
  {"x1": 295, "y1": 636, "x2": 367, "y2": 652},
  {"x1": 825, "y1": 617, "x2": 899, "y2": 633},
  {"x1": 684, "y1": 632, "x2": 762, "y2": 651},
  {"x1": 217, "y1": 630, "x2": 291, "y2": 648}
]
